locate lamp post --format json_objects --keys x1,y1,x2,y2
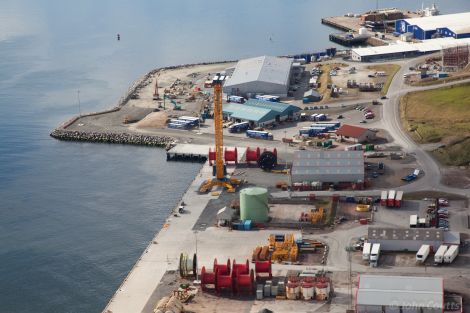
[
  {"x1": 77, "y1": 90, "x2": 82, "y2": 117},
  {"x1": 193, "y1": 230, "x2": 200, "y2": 284}
]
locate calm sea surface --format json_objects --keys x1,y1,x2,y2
[{"x1": 1, "y1": 1, "x2": 469, "y2": 312}]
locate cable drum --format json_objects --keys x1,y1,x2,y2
[{"x1": 179, "y1": 253, "x2": 197, "y2": 278}]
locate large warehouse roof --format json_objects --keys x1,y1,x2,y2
[
  {"x1": 357, "y1": 275, "x2": 443, "y2": 309},
  {"x1": 292, "y1": 151, "x2": 364, "y2": 176},
  {"x1": 352, "y1": 37, "x2": 470, "y2": 57},
  {"x1": 224, "y1": 56, "x2": 293, "y2": 87},
  {"x1": 223, "y1": 100, "x2": 300, "y2": 123},
  {"x1": 403, "y1": 12, "x2": 470, "y2": 31},
  {"x1": 223, "y1": 103, "x2": 275, "y2": 123},
  {"x1": 244, "y1": 99, "x2": 301, "y2": 115},
  {"x1": 368, "y1": 227, "x2": 443, "y2": 241}
]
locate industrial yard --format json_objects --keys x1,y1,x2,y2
[{"x1": 45, "y1": 5, "x2": 470, "y2": 313}]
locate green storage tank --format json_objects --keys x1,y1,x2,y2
[{"x1": 240, "y1": 187, "x2": 269, "y2": 223}]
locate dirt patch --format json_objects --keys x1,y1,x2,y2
[
  {"x1": 441, "y1": 167, "x2": 470, "y2": 189},
  {"x1": 133, "y1": 111, "x2": 168, "y2": 128},
  {"x1": 366, "y1": 64, "x2": 400, "y2": 95}
]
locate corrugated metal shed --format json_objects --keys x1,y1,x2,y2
[
  {"x1": 225, "y1": 56, "x2": 293, "y2": 87},
  {"x1": 244, "y1": 99, "x2": 300, "y2": 115},
  {"x1": 223, "y1": 103, "x2": 275, "y2": 124},
  {"x1": 223, "y1": 100, "x2": 300, "y2": 124},
  {"x1": 357, "y1": 275, "x2": 443, "y2": 309},
  {"x1": 291, "y1": 150, "x2": 364, "y2": 183},
  {"x1": 223, "y1": 56, "x2": 293, "y2": 97}
]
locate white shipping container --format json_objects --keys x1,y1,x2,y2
[
  {"x1": 362, "y1": 242, "x2": 372, "y2": 261},
  {"x1": 444, "y1": 245, "x2": 459, "y2": 263},
  {"x1": 416, "y1": 244, "x2": 430, "y2": 263},
  {"x1": 434, "y1": 245, "x2": 448, "y2": 264},
  {"x1": 409, "y1": 215, "x2": 418, "y2": 228},
  {"x1": 370, "y1": 243, "x2": 380, "y2": 267}
]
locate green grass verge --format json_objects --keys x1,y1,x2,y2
[{"x1": 401, "y1": 82, "x2": 470, "y2": 165}]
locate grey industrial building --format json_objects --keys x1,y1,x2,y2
[
  {"x1": 367, "y1": 227, "x2": 460, "y2": 251},
  {"x1": 356, "y1": 275, "x2": 443, "y2": 313},
  {"x1": 291, "y1": 150, "x2": 364, "y2": 184},
  {"x1": 223, "y1": 56, "x2": 293, "y2": 97}
]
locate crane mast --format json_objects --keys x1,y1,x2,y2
[
  {"x1": 198, "y1": 78, "x2": 240, "y2": 193},
  {"x1": 213, "y1": 81, "x2": 225, "y2": 180}
]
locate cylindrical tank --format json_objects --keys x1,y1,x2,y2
[
  {"x1": 359, "y1": 27, "x2": 368, "y2": 36},
  {"x1": 240, "y1": 187, "x2": 269, "y2": 222},
  {"x1": 315, "y1": 282, "x2": 329, "y2": 300},
  {"x1": 301, "y1": 282, "x2": 314, "y2": 300},
  {"x1": 286, "y1": 282, "x2": 298, "y2": 300}
]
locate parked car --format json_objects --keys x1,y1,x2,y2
[
  {"x1": 337, "y1": 114, "x2": 344, "y2": 119},
  {"x1": 360, "y1": 120, "x2": 367, "y2": 124},
  {"x1": 381, "y1": 96, "x2": 388, "y2": 99},
  {"x1": 438, "y1": 198, "x2": 449, "y2": 206}
]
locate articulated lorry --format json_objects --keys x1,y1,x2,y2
[
  {"x1": 370, "y1": 243, "x2": 381, "y2": 267},
  {"x1": 444, "y1": 245, "x2": 459, "y2": 264},
  {"x1": 416, "y1": 244, "x2": 430, "y2": 263},
  {"x1": 434, "y1": 245, "x2": 448, "y2": 265},
  {"x1": 362, "y1": 242, "x2": 371, "y2": 261}
]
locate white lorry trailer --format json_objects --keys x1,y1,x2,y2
[
  {"x1": 362, "y1": 242, "x2": 371, "y2": 261},
  {"x1": 416, "y1": 244, "x2": 430, "y2": 263},
  {"x1": 370, "y1": 243, "x2": 381, "y2": 267},
  {"x1": 444, "y1": 245, "x2": 459, "y2": 264},
  {"x1": 434, "y1": 245, "x2": 448, "y2": 265}
]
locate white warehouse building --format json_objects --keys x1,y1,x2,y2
[
  {"x1": 223, "y1": 56, "x2": 293, "y2": 97},
  {"x1": 291, "y1": 150, "x2": 364, "y2": 184},
  {"x1": 356, "y1": 275, "x2": 444, "y2": 313},
  {"x1": 367, "y1": 227, "x2": 460, "y2": 251}
]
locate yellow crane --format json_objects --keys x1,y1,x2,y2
[{"x1": 199, "y1": 78, "x2": 240, "y2": 193}]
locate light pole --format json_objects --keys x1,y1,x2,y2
[
  {"x1": 193, "y1": 230, "x2": 200, "y2": 284},
  {"x1": 77, "y1": 90, "x2": 82, "y2": 117}
]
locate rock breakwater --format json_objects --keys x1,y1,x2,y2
[{"x1": 50, "y1": 129, "x2": 175, "y2": 148}]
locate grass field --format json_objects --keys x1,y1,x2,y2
[
  {"x1": 401, "y1": 82, "x2": 470, "y2": 165},
  {"x1": 367, "y1": 64, "x2": 400, "y2": 96}
]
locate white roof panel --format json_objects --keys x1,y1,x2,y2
[
  {"x1": 224, "y1": 56, "x2": 293, "y2": 87},
  {"x1": 358, "y1": 275, "x2": 443, "y2": 309},
  {"x1": 353, "y1": 37, "x2": 470, "y2": 57},
  {"x1": 403, "y1": 12, "x2": 470, "y2": 32}
]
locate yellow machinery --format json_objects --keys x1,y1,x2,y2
[
  {"x1": 311, "y1": 207, "x2": 324, "y2": 224},
  {"x1": 199, "y1": 79, "x2": 240, "y2": 193},
  {"x1": 268, "y1": 233, "x2": 298, "y2": 263}
]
